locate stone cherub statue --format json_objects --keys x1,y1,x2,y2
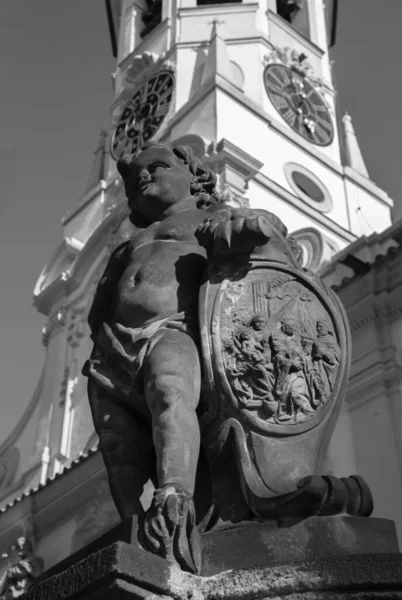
[{"x1": 84, "y1": 142, "x2": 372, "y2": 574}]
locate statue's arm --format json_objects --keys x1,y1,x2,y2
[{"x1": 88, "y1": 241, "x2": 129, "y2": 338}]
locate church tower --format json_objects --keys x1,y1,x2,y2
[
  {"x1": 105, "y1": 0, "x2": 391, "y2": 268},
  {"x1": 0, "y1": 0, "x2": 397, "y2": 575}
]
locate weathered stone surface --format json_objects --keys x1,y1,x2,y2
[
  {"x1": 201, "y1": 515, "x2": 400, "y2": 576},
  {"x1": 25, "y1": 516, "x2": 402, "y2": 599},
  {"x1": 24, "y1": 541, "x2": 402, "y2": 600}
]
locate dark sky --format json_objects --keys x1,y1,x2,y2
[{"x1": 0, "y1": 1, "x2": 400, "y2": 445}]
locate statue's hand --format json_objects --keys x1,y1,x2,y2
[{"x1": 196, "y1": 207, "x2": 274, "y2": 254}]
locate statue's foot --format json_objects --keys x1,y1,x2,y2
[
  {"x1": 274, "y1": 474, "x2": 374, "y2": 520},
  {"x1": 138, "y1": 485, "x2": 201, "y2": 574},
  {"x1": 248, "y1": 474, "x2": 373, "y2": 520}
]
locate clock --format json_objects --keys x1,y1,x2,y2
[
  {"x1": 263, "y1": 64, "x2": 333, "y2": 146},
  {"x1": 111, "y1": 69, "x2": 174, "y2": 159}
]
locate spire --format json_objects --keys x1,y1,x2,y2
[
  {"x1": 342, "y1": 113, "x2": 369, "y2": 178},
  {"x1": 84, "y1": 130, "x2": 108, "y2": 193},
  {"x1": 201, "y1": 20, "x2": 233, "y2": 86}
]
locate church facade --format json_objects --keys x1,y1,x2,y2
[{"x1": 0, "y1": 0, "x2": 401, "y2": 580}]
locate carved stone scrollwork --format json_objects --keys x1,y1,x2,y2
[{"x1": 0, "y1": 538, "x2": 43, "y2": 599}]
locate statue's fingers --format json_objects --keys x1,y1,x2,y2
[
  {"x1": 244, "y1": 216, "x2": 261, "y2": 234},
  {"x1": 207, "y1": 218, "x2": 221, "y2": 234},
  {"x1": 256, "y1": 215, "x2": 272, "y2": 238},
  {"x1": 198, "y1": 218, "x2": 213, "y2": 234},
  {"x1": 232, "y1": 217, "x2": 245, "y2": 235},
  {"x1": 214, "y1": 220, "x2": 232, "y2": 248}
]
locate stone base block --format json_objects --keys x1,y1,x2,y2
[{"x1": 25, "y1": 516, "x2": 402, "y2": 599}]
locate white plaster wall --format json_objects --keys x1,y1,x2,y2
[
  {"x1": 216, "y1": 91, "x2": 349, "y2": 228},
  {"x1": 228, "y1": 42, "x2": 265, "y2": 105},
  {"x1": 350, "y1": 395, "x2": 402, "y2": 541},
  {"x1": 170, "y1": 93, "x2": 217, "y2": 143},
  {"x1": 174, "y1": 46, "x2": 204, "y2": 112},
  {"x1": 345, "y1": 179, "x2": 392, "y2": 237},
  {"x1": 178, "y1": 5, "x2": 259, "y2": 45}
]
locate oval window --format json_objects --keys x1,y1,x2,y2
[
  {"x1": 292, "y1": 172, "x2": 325, "y2": 203},
  {"x1": 284, "y1": 163, "x2": 333, "y2": 213}
]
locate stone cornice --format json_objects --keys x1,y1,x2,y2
[
  {"x1": 335, "y1": 245, "x2": 402, "y2": 322},
  {"x1": 346, "y1": 358, "x2": 402, "y2": 411}
]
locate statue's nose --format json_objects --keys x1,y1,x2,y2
[{"x1": 139, "y1": 168, "x2": 151, "y2": 182}]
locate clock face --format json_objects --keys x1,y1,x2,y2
[
  {"x1": 111, "y1": 70, "x2": 174, "y2": 159},
  {"x1": 264, "y1": 64, "x2": 334, "y2": 146}
]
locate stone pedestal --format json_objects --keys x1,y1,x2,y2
[{"x1": 25, "y1": 516, "x2": 402, "y2": 599}]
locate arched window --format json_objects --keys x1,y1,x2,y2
[{"x1": 276, "y1": 0, "x2": 310, "y2": 39}]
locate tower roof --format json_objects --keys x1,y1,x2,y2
[{"x1": 342, "y1": 113, "x2": 369, "y2": 178}]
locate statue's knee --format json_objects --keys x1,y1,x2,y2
[{"x1": 146, "y1": 372, "x2": 188, "y2": 412}]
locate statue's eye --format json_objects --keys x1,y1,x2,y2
[{"x1": 150, "y1": 162, "x2": 168, "y2": 172}]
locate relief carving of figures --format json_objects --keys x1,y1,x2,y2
[
  {"x1": 221, "y1": 276, "x2": 341, "y2": 426},
  {"x1": 0, "y1": 538, "x2": 43, "y2": 599}
]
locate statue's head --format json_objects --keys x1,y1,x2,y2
[
  {"x1": 250, "y1": 315, "x2": 266, "y2": 331},
  {"x1": 281, "y1": 317, "x2": 299, "y2": 336},
  {"x1": 301, "y1": 336, "x2": 314, "y2": 355},
  {"x1": 316, "y1": 320, "x2": 332, "y2": 337},
  {"x1": 117, "y1": 142, "x2": 219, "y2": 226}
]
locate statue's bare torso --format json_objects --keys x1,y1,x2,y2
[{"x1": 113, "y1": 209, "x2": 208, "y2": 328}]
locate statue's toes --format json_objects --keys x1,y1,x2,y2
[{"x1": 340, "y1": 474, "x2": 374, "y2": 517}]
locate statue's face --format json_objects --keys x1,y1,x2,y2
[
  {"x1": 252, "y1": 317, "x2": 266, "y2": 331},
  {"x1": 125, "y1": 146, "x2": 195, "y2": 223},
  {"x1": 317, "y1": 322, "x2": 328, "y2": 336}
]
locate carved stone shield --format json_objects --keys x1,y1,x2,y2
[{"x1": 199, "y1": 241, "x2": 350, "y2": 522}]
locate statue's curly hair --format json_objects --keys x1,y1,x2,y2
[{"x1": 116, "y1": 142, "x2": 220, "y2": 210}]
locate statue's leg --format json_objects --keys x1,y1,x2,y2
[
  {"x1": 143, "y1": 329, "x2": 201, "y2": 493},
  {"x1": 87, "y1": 380, "x2": 155, "y2": 520},
  {"x1": 139, "y1": 329, "x2": 202, "y2": 573}
]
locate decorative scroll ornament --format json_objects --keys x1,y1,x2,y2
[
  {"x1": 0, "y1": 538, "x2": 43, "y2": 599},
  {"x1": 122, "y1": 52, "x2": 175, "y2": 92}
]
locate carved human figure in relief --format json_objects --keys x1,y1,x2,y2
[
  {"x1": 271, "y1": 319, "x2": 315, "y2": 422},
  {"x1": 312, "y1": 320, "x2": 340, "y2": 395},
  {"x1": 83, "y1": 142, "x2": 283, "y2": 573}
]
